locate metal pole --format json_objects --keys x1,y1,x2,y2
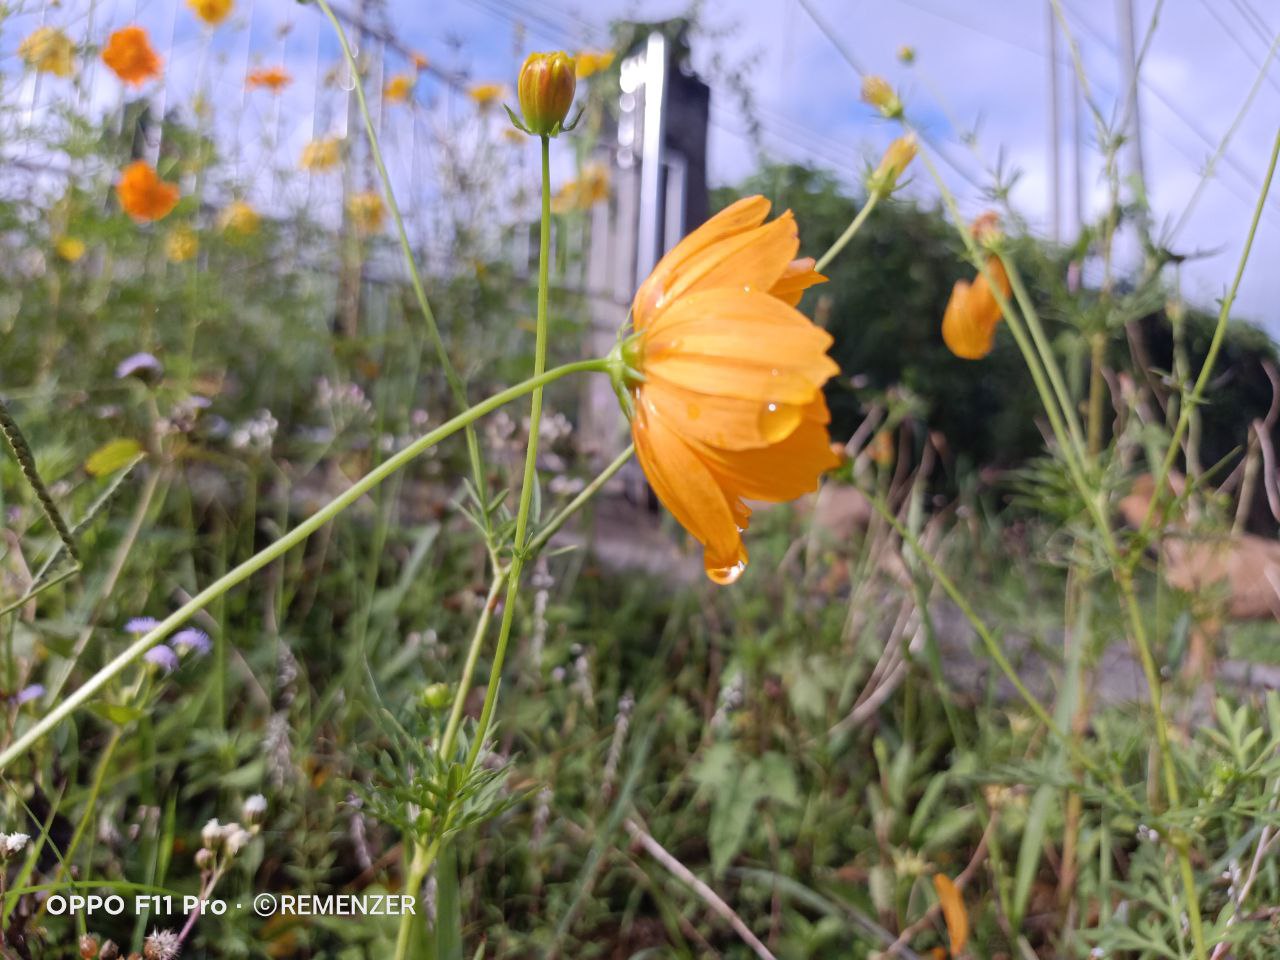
[
  {"x1": 1117, "y1": 0, "x2": 1147, "y2": 195},
  {"x1": 1047, "y1": 0, "x2": 1061, "y2": 242},
  {"x1": 1072, "y1": 68, "x2": 1084, "y2": 235},
  {"x1": 635, "y1": 30, "x2": 668, "y2": 285}
]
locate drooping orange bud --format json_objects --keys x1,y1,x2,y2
[
  {"x1": 942, "y1": 257, "x2": 1011, "y2": 360},
  {"x1": 517, "y1": 51, "x2": 576, "y2": 136}
]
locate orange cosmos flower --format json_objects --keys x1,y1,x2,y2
[
  {"x1": 621, "y1": 196, "x2": 840, "y2": 583},
  {"x1": 246, "y1": 66, "x2": 291, "y2": 92},
  {"x1": 116, "y1": 161, "x2": 179, "y2": 222},
  {"x1": 384, "y1": 72, "x2": 415, "y2": 103},
  {"x1": 102, "y1": 26, "x2": 161, "y2": 86},
  {"x1": 941, "y1": 256, "x2": 1011, "y2": 360}
]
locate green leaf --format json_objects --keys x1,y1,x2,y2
[
  {"x1": 84, "y1": 438, "x2": 143, "y2": 477},
  {"x1": 1011, "y1": 783, "x2": 1056, "y2": 927}
]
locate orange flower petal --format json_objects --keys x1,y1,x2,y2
[
  {"x1": 632, "y1": 195, "x2": 770, "y2": 327},
  {"x1": 933, "y1": 874, "x2": 969, "y2": 956},
  {"x1": 642, "y1": 290, "x2": 837, "y2": 404},
  {"x1": 633, "y1": 406, "x2": 747, "y2": 581},
  {"x1": 647, "y1": 211, "x2": 800, "y2": 316},
  {"x1": 770, "y1": 257, "x2": 827, "y2": 306},
  {"x1": 641, "y1": 381, "x2": 808, "y2": 451},
  {"x1": 695, "y1": 407, "x2": 841, "y2": 503}
]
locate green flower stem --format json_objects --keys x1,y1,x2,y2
[
  {"x1": 865, "y1": 491, "x2": 1135, "y2": 807},
  {"x1": 394, "y1": 843, "x2": 431, "y2": 960},
  {"x1": 315, "y1": 0, "x2": 491, "y2": 531},
  {"x1": 439, "y1": 573, "x2": 506, "y2": 761},
  {"x1": 527, "y1": 443, "x2": 635, "y2": 556},
  {"x1": 461, "y1": 134, "x2": 555, "y2": 777},
  {"x1": 815, "y1": 192, "x2": 878, "y2": 274},
  {"x1": 0, "y1": 359, "x2": 607, "y2": 774},
  {"x1": 1134, "y1": 123, "x2": 1280, "y2": 556}
]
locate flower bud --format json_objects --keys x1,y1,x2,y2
[
  {"x1": 242, "y1": 793, "x2": 267, "y2": 826},
  {"x1": 194, "y1": 847, "x2": 215, "y2": 870},
  {"x1": 861, "y1": 75, "x2": 903, "y2": 118},
  {"x1": 971, "y1": 210, "x2": 1003, "y2": 246},
  {"x1": 896, "y1": 45, "x2": 915, "y2": 65},
  {"x1": 79, "y1": 934, "x2": 100, "y2": 958},
  {"x1": 99, "y1": 940, "x2": 121, "y2": 960},
  {"x1": 517, "y1": 51, "x2": 576, "y2": 136},
  {"x1": 422, "y1": 682, "x2": 451, "y2": 710},
  {"x1": 868, "y1": 134, "x2": 917, "y2": 196}
]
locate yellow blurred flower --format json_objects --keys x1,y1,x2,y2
[
  {"x1": 300, "y1": 137, "x2": 341, "y2": 172},
  {"x1": 219, "y1": 200, "x2": 260, "y2": 237},
  {"x1": 860, "y1": 75, "x2": 902, "y2": 118},
  {"x1": 384, "y1": 72, "x2": 415, "y2": 103},
  {"x1": 188, "y1": 0, "x2": 233, "y2": 28},
  {"x1": 55, "y1": 237, "x2": 86, "y2": 262},
  {"x1": 868, "y1": 134, "x2": 917, "y2": 196},
  {"x1": 20, "y1": 27, "x2": 75, "y2": 78},
  {"x1": 502, "y1": 128, "x2": 525, "y2": 146},
  {"x1": 468, "y1": 83, "x2": 505, "y2": 108},
  {"x1": 346, "y1": 191, "x2": 386, "y2": 234},
  {"x1": 552, "y1": 163, "x2": 609, "y2": 213},
  {"x1": 165, "y1": 226, "x2": 199, "y2": 263},
  {"x1": 575, "y1": 50, "x2": 614, "y2": 78},
  {"x1": 868, "y1": 430, "x2": 894, "y2": 467},
  {"x1": 896, "y1": 44, "x2": 916, "y2": 64}
]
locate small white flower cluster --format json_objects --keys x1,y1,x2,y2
[
  {"x1": 0, "y1": 832, "x2": 30, "y2": 859},
  {"x1": 230, "y1": 409, "x2": 279, "y2": 452},
  {"x1": 196, "y1": 798, "x2": 265, "y2": 869},
  {"x1": 143, "y1": 927, "x2": 181, "y2": 960}
]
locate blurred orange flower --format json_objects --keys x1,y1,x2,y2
[
  {"x1": 941, "y1": 256, "x2": 1010, "y2": 360},
  {"x1": 622, "y1": 196, "x2": 839, "y2": 583},
  {"x1": 102, "y1": 26, "x2": 161, "y2": 86},
  {"x1": 575, "y1": 50, "x2": 614, "y2": 78},
  {"x1": 246, "y1": 66, "x2": 291, "y2": 92},
  {"x1": 300, "y1": 137, "x2": 341, "y2": 172},
  {"x1": 346, "y1": 192, "x2": 385, "y2": 234},
  {"x1": 188, "y1": 0, "x2": 233, "y2": 28},
  {"x1": 20, "y1": 26, "x2": 75, "y2": 78},
  {"x1": 383, "y1": 73, "x2": 415, "y2": 103},
  {"x1": 468, "y1": 83, "x2": 504, "y2": 108},
  {"x1": 116, "y1": 161, "x2": 179, "y2": 222},
  {"x1": 411, "y1": 51, "x2": 429, "y2": 70}
]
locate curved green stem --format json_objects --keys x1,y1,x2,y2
[
  {"x1": 439, "y1": 572, "x2": 505, "y2": 760},
  {"x1": 315, "y1": 0, "x2": 491, "y2": 529},
  {"x1": 527, "y1": 443, "x2": 635, "y2": 557},
  {"x1": 0, "y1": 358, "x2": 608, "y2": 774},
  {"x1": 815, "y1": 192, "x2": 878, "y2": 274},
  {"x1": 462, "y1": 134, "x2": 554, "y2": 776},
  {"x1": 1136, "y1": 124, "x2": 1280, "y2": 554}
]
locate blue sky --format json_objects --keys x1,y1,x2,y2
[{"x1": 10, "y1": 0, "x2": 1280, "y2": 333}]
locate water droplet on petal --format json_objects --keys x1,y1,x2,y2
[
  {"x1": 759, "y1": 401, "x2": 801, "y2": 443},
  {"x1": 707, "y1": 560, "x2": 746, "y2": 585}
]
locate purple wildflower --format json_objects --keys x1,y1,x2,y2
[
  {"x1": 143, "y1": 646, "x2": 179, "y2": 673},
  {"x1": 125, "y1": 617, "x2": 161, "y2": 634},
  {"x1": 115, "y1": 352, "x2": 163, "y2": 383},
  {"x1": 171, "y1": 628, "x2": 211, "y2": 656},
  {"x1": 14, "y1": 684, "x2": 44, "y2": 705}
]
